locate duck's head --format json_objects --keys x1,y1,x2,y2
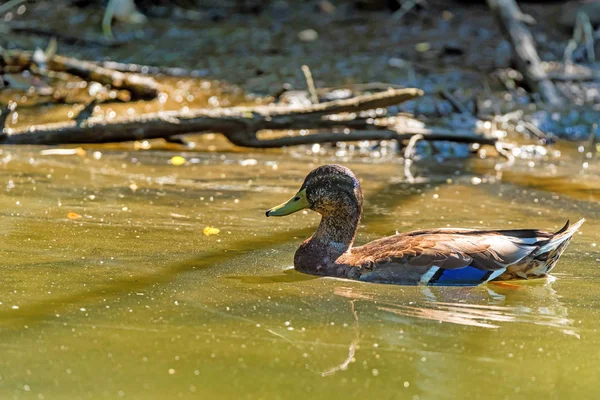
[{"x1": 266, "y1": 164, "x2": 363, "y2": 217}]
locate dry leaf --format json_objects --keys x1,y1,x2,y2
[
  {"x1": 170, "y1": 156, "x2": 186, "y2": 166},
  {"x1": 203, "y1": 226, "x2": 220, "y2": 236},
  {"x1": 67, "y1": 212, "x2": 82, "y2": 220}
]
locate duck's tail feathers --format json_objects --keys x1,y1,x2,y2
[
  {"x1": 538, "y1": 219, "x2": 585, "y2": 252},
  {"x1": 532, "y1": 218, "x2": 584, "y2": 274}
]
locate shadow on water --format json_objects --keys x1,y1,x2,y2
[
  {"x1": 498, "y1": 171, "x2": 599, "y2": 202},
  {"x1": 0, "y1": 159, "x2": 450, "y2": 333},
  {"x1": 226, "y1": 268, "x2": 319, "y2": 284},
  {"x1": 0, "y1": 227, "x2": 315, "y2": 330},
  {"x1": 468, "y1": 158, "x2": 599, "y2": 203}
]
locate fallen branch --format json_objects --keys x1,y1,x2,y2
[
  {"x1": 98, "y1": 60, "x2": 209, "y2": 77},
  {"x1": 487, "y1": 0, "x2": 563, "y2": 105},
  {"x1": 1, "y1": 88, "x2": 423, "y2": 144},
  {"x1": 262, "y1": 88, "x2": 423, "y2": 118},
  {"x1": 0, "y1": 87, "x2": 503, "y2": 150},
  {"x1": 0, "y1": 77, "x2": 500, "y2": 151},
  {"x1": 247, "y1": 128, "x2": 496, "y2": 148},
  {"x1": 2, "y1": 50, "x2": 160, "y2": 100}
]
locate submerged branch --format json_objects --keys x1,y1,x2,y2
[{"x1": 242, "y1": 128, "x2": 496, "y2": 149}]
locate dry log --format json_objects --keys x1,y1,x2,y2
[
  {"x1": 487, "y1": 0, "x2": 563, "y2": 106},
  {"x1": 0, "y1": 79, "x2": 499, "y2": 150},
  {"x1": 1, "y1": 51, "x2": 160, "y2": 100},
  {"x1": 0, "y1": 87, "x2": 497, "y2": 149},
  {"x1": 1, "y1": 88, "x2": 424, "y2": 144}
]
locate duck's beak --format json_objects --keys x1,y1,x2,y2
[{"x1": 265, "y1": 188, "x2": 309, "y2": 217}]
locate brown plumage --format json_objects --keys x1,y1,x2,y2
[{"x1": 266, "y1": 164, "x2": 584, "y2": 286}]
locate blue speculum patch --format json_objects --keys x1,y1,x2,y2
[{"x1": 428, "y1": 266, "x2": 493, "y2": 286}]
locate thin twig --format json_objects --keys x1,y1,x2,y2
[
  {"x1": 391, "y1": 0, "x2": 423, "y2": 22},
  {"x1": 564, "y1": 11, "x2": 596, "y2": 68},
  {"x1": 0, "y1": 101, "x2": 16, "y2": 133},
  {"x1": 74, "y1": 99, "x2": 100, "y2": 125},
  {"x1": 582, "y1": 12, "x2": 595, "y2": 62},
  {"x1": 523, "y1": 121, "x2": 551, "y2": 143},
  {"x1": 267, "y1": 88, "x2": 422, "y2": 117},
  {"x1": 403, "y1": 133, "x2": 424, "y2": 183},
  {"x1": 586, "y1": 123, "x2": 598, "y2": 160},
  {"x1": 439, "y1": 89, "x2": 471, "y2": 114},
  {"x1": 103, "y1": 0, "x2": 118, "y2": 40},
  {"x1": 301, "y1": 65, "x2": 319, "y2": 104},
  {"x1": 0, "y1": 105, "x2": 11, "y2": 133},
  {"x1": 494, "y1": 142, "x2": 515, "y2": 164}
]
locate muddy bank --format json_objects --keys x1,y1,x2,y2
[{"x1": 2, "y1": 0, "x2": 600, "y2": 142}]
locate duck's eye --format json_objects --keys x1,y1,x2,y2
[{"x1": 293, "y1": 196, "x2": 300, "y2": 201}]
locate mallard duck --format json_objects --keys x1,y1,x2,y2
[{"x1": 265, "y1": 164, "x2": 584, "y2": 286}]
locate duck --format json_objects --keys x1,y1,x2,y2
[{"x1": 265, "y1": 164, "x2": 584, "y2": 286}]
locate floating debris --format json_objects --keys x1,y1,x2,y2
[
  {"x1": 40, "y1": 148, "x2": 86, "y2": 157},
  {"x1": 170, "y1": 156, "x2": 186, "y2": 166},
  {"x1": 67, "y1": 212, "x2": 82, "y2": 220},
  {"x1": 240, "y1": 159, "x2": 258, "y2": 167},
  {"x1": 203, "y1": 226, "x2": 220, "y2": 236}
]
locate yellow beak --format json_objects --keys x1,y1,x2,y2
[{"x1": 265, "y1": 188, "x2": 309, "y2": 217}]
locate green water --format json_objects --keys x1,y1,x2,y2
[{"x1": 0, "y1": 146, "x2": 597, "y2": 400}]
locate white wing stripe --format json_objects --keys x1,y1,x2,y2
[
  {"x1": 485, "y1": 268, "x2": 507, "y2": 282},
  {"x1": 420, "y1": 266, "x2": 440, "y2": 285}
]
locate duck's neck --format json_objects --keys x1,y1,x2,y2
[
  {"x1": 294, "y1": 205, "x2": 361, "y2": 275},
  {"x1": 313, "y1": 208, "x2": 360, "y2": 250}
]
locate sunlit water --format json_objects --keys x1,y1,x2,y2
[{"x1": 0, "y1": 145, "x2": 597, "y2": 400}]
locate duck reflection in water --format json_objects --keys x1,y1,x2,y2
[{"x1": 334, "y1": 276, "x2": 575, "y2": 334}]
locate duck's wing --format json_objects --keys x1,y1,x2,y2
[{"x1": 347, "y1": 228, "x2": 553, "y2": 285}]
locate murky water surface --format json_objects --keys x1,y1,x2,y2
[{"x1": 0, "y1": 145, "x2": 597, "y2": 400}]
